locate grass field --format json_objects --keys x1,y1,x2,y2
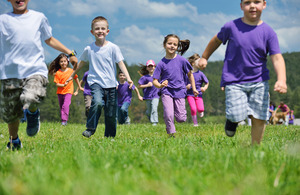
[{"x1": 0, "y1": 122, "x2": 299, "y2": 195}]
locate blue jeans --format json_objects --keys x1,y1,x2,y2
[
  {"x1": 86, "y1": 84, "x2": 117, "y2": 137},
  {"x1": 118, "y1": 102, "x2": 130, "y2": 124}
]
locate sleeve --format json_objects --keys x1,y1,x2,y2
[
  {"x1": 54, "y1": 73, "x2": 60, "y2": 84},
  {"x1": 182, "y1": 58, "x2": 193, "y2": 75},
  {"x1": 202, "y1": 72, "x2": 209, "y2": 83},
  {"x1": 152, "y1": 64, "x2": 161, "y2": 80},
  {"x1": 138, "y1": 76, "x2": 145, "y2": 85},
  {"x1": 267, "y1": 29, "x2": 281, "y2": 55},
  {"x1": 79, "y1": 47, "x2": 89, "y2": 62},
  {"x1": 113, "y1": 44, "x2": 124, "y2": 63},
  {"x1": 40, "y1": 14, "x2": 52, "y2": 41},
  {"x1": 217, "y1": 21, "x2": 231, "y2": 45}
]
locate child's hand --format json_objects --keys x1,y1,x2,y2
[
  {"x1": 186, "y1": 84, "x2": 191, "y2": 90},
  {"x1": 200, "y1": 87, "x2": 206, "y2": 92},
  {"x1": 221, "y1": 87, "x2": 225, "y2": 91},
  {"x1": 127, "y1": 80, "x2": 133, "y2": 89},
  {"x1": 274, "y1": 80, "x2": 287, "y2": 94},
  {"x1": 64, "y1": 80, "x2": 69, "y2": 86},
  {"x1": 74, "y1": 91, "x2": 78, "y2": 96},
  {"x1": 161, "y1": 80, "x2": 168, "y2": 88},
  {"x1": 66, "y1": 76, "x2": 73, "y2": 82},
  {"x1": 198, "y1": 58, "x2": 207, "y2": 70},
  {"x1": 148, "y1": 82, "x2": 153, "y2": 87},
  {"x1": 138, "y1": 96, "x2": 143, "y2": 102},
  {"x1": 193, "y1": 89, "x2": 199, "y2": 97}
]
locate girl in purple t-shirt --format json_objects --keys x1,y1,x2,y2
[
  {"x1": 138, "y1": 60, "x2": 160, "y2": 126},
  {"x1": 153, "y1": 34, "x2": 199, "y2": 138},
  {"x1": 186, "y1": 54, "x2": 209, "y2": 127}
]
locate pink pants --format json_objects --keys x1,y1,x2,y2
[
  {"x1": 58, "y1": 93, "x2": 72, "y2": 122},
  {"x1": 187, "y1": 96, "x2": 204, "y2": 116},
  {"x1": 161, "y1": 94, "x2": 187, "y2": 134}
]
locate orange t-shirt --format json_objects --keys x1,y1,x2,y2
[{"x1": 54, "y1": 68, "x2": 78, "y2": 95}]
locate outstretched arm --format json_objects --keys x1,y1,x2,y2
[
  {"x1": 197, "y1": 35, "x2": 222, "y2": 70},
  {"x1": 271, "y1": 53, "x2": 287, "y2": 94},
  {"x1": 118, "y1": 61, "x2": 133, "y2": 89},
  {"x1": 45, "y1": 37, "x2": 78, "y2": 68},
  {"x1": 67, "y1": 60, "x2": 88, "y2": 82}
]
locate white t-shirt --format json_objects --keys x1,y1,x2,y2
[
  {"x1": 80, "y1": 41, "x2": 124, "y2": 88},
  {"x1": 0, "y1": 10, "x2": 52, "y2": 80}
]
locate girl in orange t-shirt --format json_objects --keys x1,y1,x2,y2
[{"x1": 49, "y1": 53, "x2": 82, "y2": 125}]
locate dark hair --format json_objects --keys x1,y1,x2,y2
[
  {"x1": 138, "y1": 63, "x2": 149, "y2": 76},
  {"x1": 163, "y1": 34, "x2": 190, "y2": 56},
  {"x1": 187, "y1": 53, "x2": 200, "y2": 65},
  {"x1": 48, "y1": 53, "x2": 69, "y2": 75},
  {"x1": 91, "y1": 16, "x2": 109, "y2": 29}
]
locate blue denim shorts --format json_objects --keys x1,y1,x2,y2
[{"x1": 225, "y1": 81, "x2": 269, "y2": 122}]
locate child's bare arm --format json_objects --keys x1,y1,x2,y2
[
  {"x1": 67, "y1": 61, "x2": 88, "y2": 82},
  {"x1": 138, "y1": 82, "x2": 153, "y2": 89},
  {"x1": 45, "y1": 37, "x2": 78, "y2": 68},
  {"x1": 118, "y1": 61, "x2": 133, "y2": 88},
  {"x1": 271, "y1": 53, "x2": 287, "y2": 94},
  {"x1": 201, "y1": 82, "x2": 209, "y2": 92},
  {"x1": 187, "y1": 71, "x2": 199, "y2": 97},
  {"x1": 198, "y1": 35, "x2": 222, "y2": 70},
  {"x1": 153, "y1": 79, "x2": 168, "y2": 88},
  {"x1": 134, "y1": 87, "x2": 143, "y2": 101}
]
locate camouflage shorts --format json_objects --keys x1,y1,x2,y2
[{"x1": 0, "y1": 75, "x2": 48, "y2": 123}]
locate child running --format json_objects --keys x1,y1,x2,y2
[
  {"x1": 117, "y1": 71, "x2": 143, "y2": 124},
  {"x1": 198, "y1": 0, "x2": 287, "y2": 144},
  {"x1": 138, "y1": 60, "x2": 160, "y2": 126},
  {"x1": 186, "y1": 54, "x2": 209, "y2": 127},
  {"x1": 68, "y1": 16, "x2": 133, "y2": 138},
  {"x1": 74, "y1": 71, "x2": 92, "y2": 117},
  {"x1": 0, "y1": 0, "x2": 78, "y2": 150},
  {"x1": 153, "y1": 34, "x2": 199, "y2": 138},
  {"x1": 49, "y1": 53, "x2": 82, "y2": 126}
]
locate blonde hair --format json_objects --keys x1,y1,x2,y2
[
  {"x1": 187, "y1": 53, "x2": 200, "y2": 66},
  {"x1": 91, "y1": 16, "x2": 109, "y2": 30}
]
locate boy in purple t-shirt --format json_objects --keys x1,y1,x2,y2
[
  {"x1": 198, "y1": 0, "x2": 287, "y2": 145},
  {"x1": 117, "y1": 71, "x2": 143, "y2": 124}
]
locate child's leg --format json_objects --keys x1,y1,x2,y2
[
  {"x1": 118, "y1": 102, "x2": 130, "y2": 124},
  {"x1": 251, "y1": 117, "x2": 266, "y2": 145},
  {"x1": 8, "y1": 120, "x2": 20, "y2": 140},
  {"x1": 195, "y1": 97, "x2": 204, "y2": 113},
  {"x1": 145, "y1": 100, "x2": 151, "y2": 120},
  {"x1": 161, "y1": 94, "x2": 176, "y2": 134},
  {"x1": 187, "y1": 96, "x2": 198, "y2": 125},
  {"x1": 86, "y1": 84, "x2": 105, "y2": 131},
  {"x1": 60, "y1": 93, "x2": 72, "y2": 122},
  {"x1": 150, "y1": 98, "x2": 159, "y2": 124},
  {"x1": 84, "y1": 95, "x2": 93, "y2": 117},
  {"x1": 174, "y1": 98, "x2": 187, "y2": 123},
  {"x1": 104, "y1": 88, "x2": 118, "y2": 137},
  {"x1": 187, "y1": 96, "x2": 197, "y2": 116},
  {"x1": 57, "y1": 94, "x2": 64, "y2": 120}
]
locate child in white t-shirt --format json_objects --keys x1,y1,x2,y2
[{"x1": 0, "y1": 0, "x2": 78, "y2": 150}]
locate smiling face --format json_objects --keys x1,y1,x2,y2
[
  {"x1": 164, "y1": 37, "x2": 179, "y2": 58},
  {"x1": 118, "y1": 72, "x2": 126, "y2": 83},
  {"x1": 8, "y1": 0, "x2": 29, "y2": 14},
  {"x1": 91, "y1": 20, "x2": 109, "y2": 43},
  {"x1": 146, "y1": 65, "x2": 155, "y2": 74},
  {"x1": 59, "y1": 57, "x2": 69, "y2": 71},
  {"x1": 240, "y1": 0, "x2": 266, "y2": 25}
]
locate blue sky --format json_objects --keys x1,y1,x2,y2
[{"x1": 1, "y1": 0, "x2": 299, "y2": 65}]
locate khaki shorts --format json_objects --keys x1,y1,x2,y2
[{"x1": 0, "y1": 75, "x2": 48, "y2": 123}]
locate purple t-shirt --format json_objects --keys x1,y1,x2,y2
[
  {"x1": 117, "y1": 81, "x2": 136, "y2": 106},
  {"x1": 138, "y1": 75, "x2": 159, "y2": 100},
  {"x1": 82, "y1": 71, "x2": 92, "y2": 96},
  {"x1": 153, "y1": 55, "x2": 192, "y2": 98},
  {"x1": 185, "y1": 70, "x2": 209, "y2": 97},
  {"x1": 217, "y1": 18, "x2": 281, "y2": 87}
]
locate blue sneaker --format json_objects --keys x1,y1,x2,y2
[
  {"x1": 82, "y1": 129, "x2": 95, "y2": 138},
  {"x1": 26, "y1": 109, "x2": 40, "y2": 137},
  {"x1": 7, "y1": 140, "x2": 22, "y2": 151}
]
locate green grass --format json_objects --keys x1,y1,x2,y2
[{"x1": 0, "y1": 122, "x2": 299, "y2": 195}]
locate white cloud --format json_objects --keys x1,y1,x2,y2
[
  {"x1": 276, "y1": 27, "x2": 300, "y2": 51},
  {"x1": 114, "y1": 25, "x2": 164, "y2": 64}
]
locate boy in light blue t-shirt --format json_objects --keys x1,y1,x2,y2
[
  {"x1": 0, "y1": 0, "x2": 78, "y2": 150},
  {"x1": 69, "y1": 16, "x2": 133, "y2": 138}
]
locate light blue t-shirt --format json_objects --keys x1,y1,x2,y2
[
  {"x1": 0, "y1": 10, "x2": 52, "y2": 79},
  {"x1": 80, "y1": 41, "x2": 124, "y2": 88}
]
